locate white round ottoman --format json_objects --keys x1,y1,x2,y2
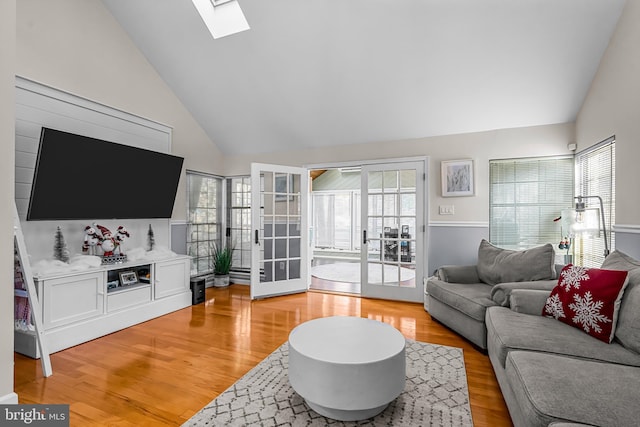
[{"x1": 288, "y1": 316, "x2": 406, "y2": 421}]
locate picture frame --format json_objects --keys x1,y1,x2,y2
[
  {"x1": 118, "y1": 271, "x2": 138, "y2": 287},
  {"x1": 441, "y1": 159, "x2": 474, "y2": 197}
]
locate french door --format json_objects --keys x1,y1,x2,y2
[
  {"x1": 361, "y1": 161, "x2": 425, "y2": 302},
  {"x1": 250, "y1": 163, "x2": 309, "y2": 299}
]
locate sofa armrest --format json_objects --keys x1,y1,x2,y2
[
  {"x1": 491, "y1": 279, "x2": 557, "y2": 307},
  {"x1": 509, "y1": 289, "x2": 552, "y2": 315},
  {"x1": 435, "y1": 265, "x2": 480, "y2": 283}
]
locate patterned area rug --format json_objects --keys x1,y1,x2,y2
[{"x1": 184, "y1": 340, "x2": 473, "y2": 426}]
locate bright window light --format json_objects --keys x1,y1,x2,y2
[{"x1": 191, "y1": 0, "x2": 250, "y2": 39}]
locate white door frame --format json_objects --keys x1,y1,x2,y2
[
  {"x1": 250, "y1": 163, "x2": 309, "y2": 299},
  {"x1": 306, "y1": 156, "x2": 429, "y2": 302}
]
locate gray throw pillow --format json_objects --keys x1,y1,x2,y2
[
  {"x1": 476, "y1": 239, "x2": 556, "y2": 285},
  {"x1": 602, "y1": 250, "x2": 640, "y2": 354}
]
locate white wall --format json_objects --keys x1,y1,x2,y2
[
  {"x1": 1, "y1": 0, "x2": 17, "y2": 404},
  {"x1": 16, "y1": 0, "x2": 225, "y2": 222},
  {"x1": 225, "y1": 122, "x2": 576, "y2": 222},
  {"x1": 576, "y1": 0, "x2": 640, "y2": 227}
]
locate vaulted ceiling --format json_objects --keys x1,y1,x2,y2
[{"x1": 101, "y1": 0, "x2": 625, "y2": 156}]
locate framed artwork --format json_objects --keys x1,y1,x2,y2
[
  {"x1": 441, "y1": 159, "x2": 474, "y2": 197},
  {"x1": 119, "y1": 271, "x2": 138, "y2": 287}
]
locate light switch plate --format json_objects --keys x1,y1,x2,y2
[{"x1": 439, "y1": 205, "x2": 454, "y2": 215}]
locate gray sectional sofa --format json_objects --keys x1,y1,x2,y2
[
  {"x1": 428, "y1": 242, "x2": 640, "y2": 426},
  {"x1": 487, "y1": 250, "x2": 640, "y2": 426},
  {"x1": 427, "y1": 239, "x2": 560, "y2": 349}
]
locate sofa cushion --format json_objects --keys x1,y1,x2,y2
[
  {"x1": 542, "y1": 264, "x2": 629, "y2": 343},
  {"x1": 506, "y1": 351, "x2": 640, "y2": 427},
  {"x1": 601, "y1": 250, "x2": 640, "y2": 354},
  {"x1": 491, "y1": 280, "x2": 557, "y2": 306},
  {"x1": 485, "y1": 306, "x2": 640, "y2": 369},
  {"x1": 427, "y1": 279, "x2": 495, "y2": 322},
  {"x1": 477, "y1": 239, "x2": 556, "y2": 286}
]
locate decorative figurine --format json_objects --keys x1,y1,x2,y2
[
  {"x1": 82, "y1": 225, "x2": 101, "y2": 255},
  {"x1": 115, "y1": 226, "x2": 130, "y2": 255},
  {"x1": 53, "y1": 226, "x2": 70, "y2": 263},
  {"x1": 94, "y1": 224, "x2": 116, "y2": 257}
]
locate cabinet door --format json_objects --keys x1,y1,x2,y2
[
  {"x1": 155, "y1": 258, "x2": 189, "y2": 299},
  {"x1": 43, "y1": 272, "x2": 104, "y2": 329}
]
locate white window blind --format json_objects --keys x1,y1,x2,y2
[
  {"x1": 227, "y1": 176, "x2": 252, "y2": 272},
  {"x1": 187, "y1": 171, "x2": 223, "y2": 276},
  {"x1": 574, "y1": 137, "x2": 615, "y2": 267},
  {"x1": 490, "y1": 156, "x2": 574, "y2": 252}
]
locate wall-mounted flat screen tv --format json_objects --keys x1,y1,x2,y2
[{"x1": 27, "y1": 128, "x2": 184, "y2": 220}]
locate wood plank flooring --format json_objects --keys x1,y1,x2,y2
[{"x1": 14, "y1": 285, "x2": 513, "y2": 426}]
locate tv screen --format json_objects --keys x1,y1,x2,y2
[{"x1": 27, "y1": 128, "x2": 184, "y2": 220}]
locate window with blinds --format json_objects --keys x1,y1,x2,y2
[
  {"x1": 187, "y1": 171, "x2": 223, "y2": 276},
  {"x1": 574, "y1": 137, "x2": 615, "y2": 267},
  {"x1": 489, "y1": 156, "x2": 574, "y2": 252},
  {"x1": 227, "y1": 176, "x2": 252, "y2": 272}
]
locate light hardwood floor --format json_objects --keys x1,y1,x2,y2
[{"x1": 14, "y1": 285, "x2": 513, "y2": 426}]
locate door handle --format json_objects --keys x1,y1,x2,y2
[
  {"x1": 255, "y1": 229, "x2": 260, "y2": 245},
  {"x1": 363, "y1": 230, "x2": 367, "y2": 244}
]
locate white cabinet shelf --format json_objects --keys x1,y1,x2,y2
[{"x1": 15, "y1": 255, "x2": 191, "y2": 359}]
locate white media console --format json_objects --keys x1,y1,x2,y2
[{"x1": 15, "y1": 255, "x2": 192, "y2": 359}]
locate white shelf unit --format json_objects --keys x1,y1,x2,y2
[{"x1": 15, "y1": 255, "x2": 191, "y2": 359}]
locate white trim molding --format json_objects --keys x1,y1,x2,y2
[
  {"x1": 0, "y1": 392, "x2": 18, "y2": 404},
  {"x1": 613, "y1": 224, "x2": 640, "y2": 234},
  {"x1": 429, "y1": 221, "x2": 489, "y2": 228}
]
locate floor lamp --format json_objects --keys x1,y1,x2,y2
[{"x1": 562, "y1": 195, "x2": 610, "y2": 258}]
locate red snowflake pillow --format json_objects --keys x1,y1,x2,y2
[{"x1": 542, "y1": 264, "x2": 629, "y2": 343}]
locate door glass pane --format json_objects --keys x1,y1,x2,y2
[
  {"x1": 262, "y1": 261, "x2": 272, "y2": 282},
  {"x1": 289, "y1": 217, "x2": 301, "y2": 237},
  {"x1": 264, "y1": 217, "x2": 273, "y2": 237},
  {"x1": 275, "y1": 219, "x2": 287, "y2": 237},
  {"x1": 263, "y1": 172, "x2": 273, "y2": 192},
  {"x1": 368, "y1": 217, "x2": 383, "y2": 238},
  {"x1": 384, "y1": 194, "x2": 397, "y2": 216},
  {"x1": 401, "y1": 170, "x2": 416, "y2": 190},
  {"x1": 275, "y1": 260, "x2": 287, "y2": 281},
  {"x1": 264, "y1": 239, "x2": 273, "y2": 260},
  {"x1": 275, "y1": 239, "x2": 287, "y2": 258},
  {"x1": 264, "y1": 193, "x2": 274, "y2": 215},
  {"x1": 289, "y1": 237, "x2": 301, "y2": 258},
  {"x1": 369, "y1": 171, "x2": 382, "y2": 190},
  {"x1": 291, "y1": 173, "x2": 301, "y2": 193},
  {"x1": 275, "y1": 173, "x2": 288, "y2": 194},
  {"x1": 383, "y1": 170, "x2": 398, "y2": 192},
  {"x1": 368, "y1": 241, "x2": 381, "y2": 261},
  {"x1": 290, "y1": 259, "x2": 301, "y2": 279},
  {"x1": 369, "y1": 194, "x2": 382, "y2": 216},
  {"x1": 289, "y1": 195, "x2": 300, "y2": 215},
  {"x1": 400, "y1": 194, "x2": 415, "y2": 216}
]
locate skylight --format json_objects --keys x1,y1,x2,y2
[{"x1": 191, "y1": 0, "x2": 250, "y2": 39}]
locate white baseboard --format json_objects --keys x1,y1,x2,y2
[{"x1": 0, "y1": 392, "x2": 18, "y2": 404}]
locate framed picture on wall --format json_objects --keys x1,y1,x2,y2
[{"x1": 441, "y1": 159, "x2": 474, "y2": 197}]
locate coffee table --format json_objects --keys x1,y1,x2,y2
[{"x1": 288, "y1": 316, "x2": 406, "y2": 421}]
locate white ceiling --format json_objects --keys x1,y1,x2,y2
[{"x1": 101, "y1": 0, "x2": 625, "y2": 156}]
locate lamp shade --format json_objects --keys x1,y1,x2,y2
[{"x1": 561, "y1": 208, "x2": 601, "y2": 237}]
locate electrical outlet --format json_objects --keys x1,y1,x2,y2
[{"x1": 439, "y1": 205, "x2": 454, "y2": 215}]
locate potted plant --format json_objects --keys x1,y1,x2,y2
[{"x1": 210, "y1": 241, "x2": 234, "y2": 287}]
